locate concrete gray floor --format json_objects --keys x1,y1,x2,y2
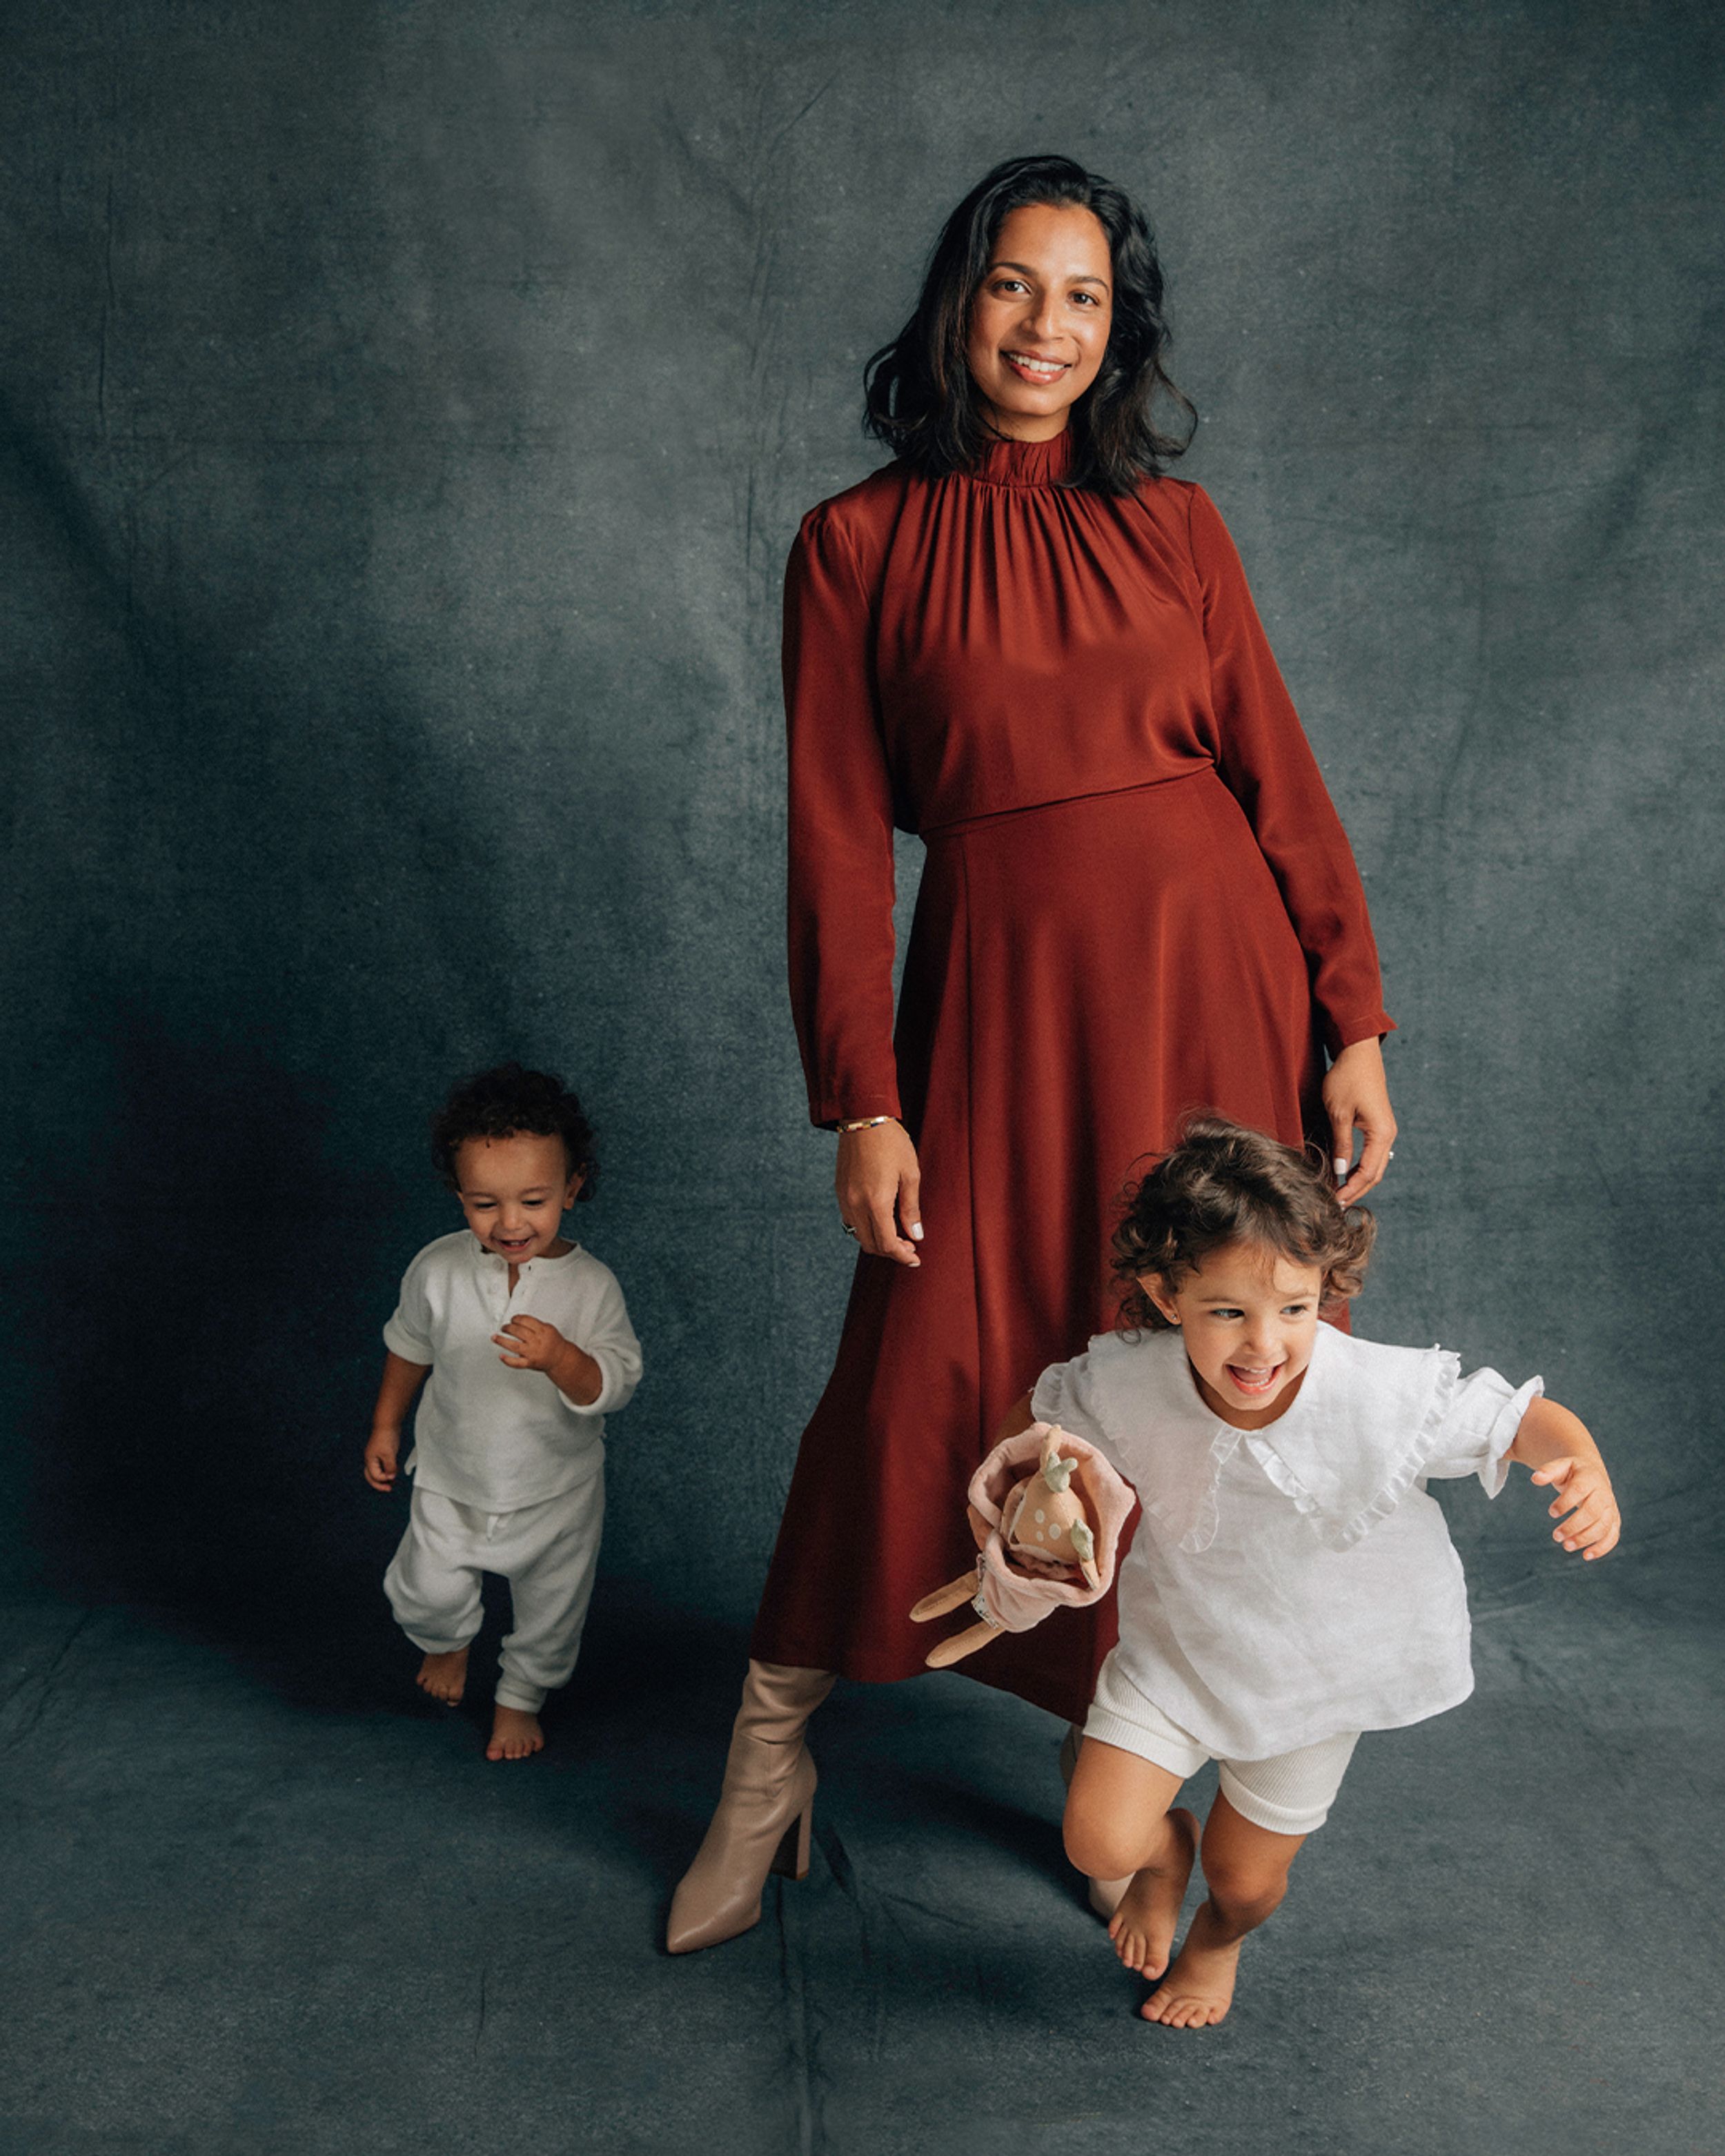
[{"x1": 2, "y1": 1547, "x2": 1719, "y2": 2156}]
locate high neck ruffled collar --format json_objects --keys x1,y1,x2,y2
[{"x1": 969, "y1": 430, "x2": 1076, "y2": 488}]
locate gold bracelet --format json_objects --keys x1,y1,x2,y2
[{"x1": 836, "y1": 1114, "x2": 896, "y2": 1134}]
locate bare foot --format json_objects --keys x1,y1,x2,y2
[
  {"x1": 1106, "y1": 1808, "x2": 1199, "y2": 1977},
  {"x1": 1140, "y1": 1902, "x2": 1243, "y2": 2028},
  {"x1": 486, "y1": 1704, "x2": 544, "y2": 1761},
  {"x1": 416, "y1": 1647, "x2": 468, "y2": 1705}
]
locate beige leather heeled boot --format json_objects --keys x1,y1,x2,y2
[{"x1": 665, "y1": 1659, "x2": 836, "y2": 1955}]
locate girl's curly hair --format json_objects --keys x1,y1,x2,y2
[
  {"x1": 430, "y1": 1062, "x2": 598, "y2": 1199},
  {"x1": 1112, "y1": 1116, "x2": 1374, "y2": 1332}
]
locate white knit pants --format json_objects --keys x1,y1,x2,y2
[{"x1": 384, "y1": 1474, "x2": 605, "y2": 1713}]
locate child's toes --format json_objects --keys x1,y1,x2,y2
[{"x1": 486, "y1": 1708, "x2": 544, "y2": 1761}]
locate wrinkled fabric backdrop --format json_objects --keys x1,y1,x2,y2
[{"x1": 1, "y1": 0, "x2": 1718, "y2": 1638}]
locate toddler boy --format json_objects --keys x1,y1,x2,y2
[{"x1": 364, "y1": 1063, "x2": 641, "y2": 1759}]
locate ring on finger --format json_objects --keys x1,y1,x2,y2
[{"x1": 840, "y1": 1221, "x2": 857, "y2": 1238}]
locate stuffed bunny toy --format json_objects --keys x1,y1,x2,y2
[{"x1": 909, "y1": 1422, "x2": 1134, "y2": 1668}]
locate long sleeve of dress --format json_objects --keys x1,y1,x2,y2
[
  {"x1": 784, "y1": 506, "x2": 903, "y2": 1127},
  {"x1": 1187, "y1": 486, "x2": 1394, "y2": 1055}
]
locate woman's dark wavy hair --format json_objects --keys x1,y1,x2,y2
[
  {"x1": 431, "y1": 1062, "x2": 598, "y2": 1200},
  {"x1": 864, "y1": 153, "x2": 1196, "y2": 495},
  {"x1": 1112, "y1": 1116, "x2": 1375, "y2": 1332}
]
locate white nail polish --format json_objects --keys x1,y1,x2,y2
[
  {"x1": 909, "y1": 1223, "x2": 925, "y2": 1241},
  {"x1": 1334, "y1": 1158, "x2": 1349, "y2": 1179}
]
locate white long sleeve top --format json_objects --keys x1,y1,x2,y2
[
  {"x1": 383, "y1": 1231, "x2": 642, "y2": 1512},
  {"x1": 1032, "y1": 1324, "x2": 1541, "y2": 1757}
]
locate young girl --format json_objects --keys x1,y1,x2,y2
[
  {"x1": 363, "y1": 1064, "x2": 642, "y2": 1761},
  {"x1": 1021, "y1": 1118, "x2": 1619, "y2": 2028}
]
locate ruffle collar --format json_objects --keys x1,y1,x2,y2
[
  {"x1": 969, "y1": 430, "x2": 1076, "y2": 489},
  {"x1": 1079, "y1": 1326, "x2": 1460, "y2": 1554}
]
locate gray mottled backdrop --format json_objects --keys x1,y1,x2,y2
[
  {"x1": 5, "y1": 9, "x2": 1723, "y2": 2156},
  {"x1": 3, "y1": 0, "x2": 1719, "y2": 1632}
]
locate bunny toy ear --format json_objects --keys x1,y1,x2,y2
[{"x1": 1068, "y1": 1519, "x2": 1100, "y2": 1590}]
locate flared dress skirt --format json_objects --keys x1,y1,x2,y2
[{"x1": 751, "y1": 770, "x2": 1329, "y2": 1723}]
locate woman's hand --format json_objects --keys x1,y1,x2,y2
[
  {"x1": 836, "y1": 1119, "x2": 923, "y2": 1266},
  {"x1": 1323, "y1": 1037, "x2": 1397, "y2": 1204}
]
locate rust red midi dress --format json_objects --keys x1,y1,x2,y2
[{"x1": 751, "y1": 431, "x2": 1394, "y2": 1723}]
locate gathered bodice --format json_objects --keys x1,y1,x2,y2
[{"x1": 781, "y1": 434, "x2": 1393, "y2": 1123}]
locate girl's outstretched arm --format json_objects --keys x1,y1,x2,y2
[{"x1": 1508, "y1": 1398, "x2": 1622, "y2": 1560}]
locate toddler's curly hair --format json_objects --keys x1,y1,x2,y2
[
  {"x1": 1112, "y1": 1115, "x2": 1374, "y2": 1332},
  {"x1": 430, "y1": 1062, "x2": 599, "y2": 1199}
]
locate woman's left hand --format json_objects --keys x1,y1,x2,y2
[{"x1": 1323, "y1": 1037, "x2": 1397, "y2": 1204}]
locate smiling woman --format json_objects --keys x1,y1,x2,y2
[
  {"x1": 863, "y1": 154, "x2": 1194, "y2": 486},
  {"x1": 667, "y1": 154, "x2": 1399, "y2": 1955},
  {"x1": 964, "y1": 203, "x2": 1114, "y2": 435}
]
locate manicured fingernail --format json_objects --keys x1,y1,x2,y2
[
  {"x1": 1334, "y1": 1158, "x2": 1349, "y2": 1179},
  {"x1": 909, "y1": 1223, "x2": 924, "y2": 1241}
]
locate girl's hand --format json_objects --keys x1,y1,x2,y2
[
  {"x1": 493, "y1": 1314, "x2": 568, "y2": 1371},
  {"x1": 364, "y1": 1428, "x2": 400, "y2": 1492},
  {"x1": 1324, "y1": 1037, "x2": 1397, "y2": 1204},
  {"x1": 969, "y1": 1392, "x2": 1037, "y2": 1547},
  {"x1": 836, "y1": 1119, "x2": 923, "y2": 1266},
  {"x1": 1531, "y1": 1456, "x2": 1622, "y2": 1561}
]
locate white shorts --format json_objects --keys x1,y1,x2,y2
[{"x1": 1085, "y1": 1652, "x2": 1359, "y2": 1836}]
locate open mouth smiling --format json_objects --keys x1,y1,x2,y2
[{"x1": 1003, "y1": 350, "x2": 1071, "y2": 383}]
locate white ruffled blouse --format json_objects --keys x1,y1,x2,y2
[{"x1": 1031, "y1": 1325, "x2": 1541, "y2": 1758}]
